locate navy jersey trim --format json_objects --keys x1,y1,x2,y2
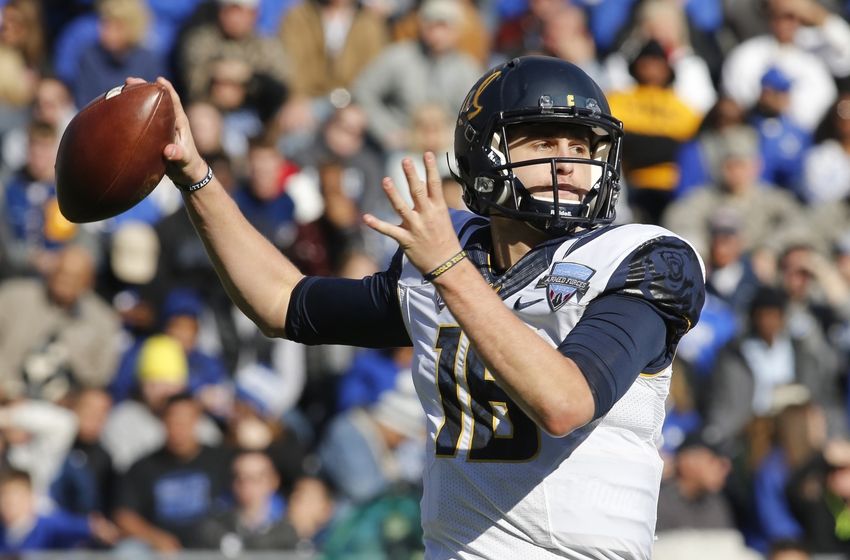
[
  {"x1": 284, "y1": 249, "x2": 411, "y2": 347},
  {"x1": 559, "y1": 293, "x2": 668, "y2": 420}
]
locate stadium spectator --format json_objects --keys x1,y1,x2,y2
[
  {"x1": 178, "y1": 0, "x2": 290, "y2": 104},
  {"x1": 786, "y1": 438, "x2": 850, "y2": 555},
  {"x1": 538, "y1": 2, "x2": 605, "y2": 87},
  {"x1": 721, "y1": 0, "x2": 841, "y2": 131},
  {"x1": 752, "y1": 397, "x2": 826, "y2": 551},
  {"x1": 654, "y1": 433, "x2": 745, "y2": 560},
  {"x1": 1, "y1": 121, "x2": 86, "y2": 277},
  {"x1": 285, "y1": 475, "x2": 337, "y2": 551},
  {"x1": 777, "y1": 244, "x2": 850, "y2": 359},
  {"x1": 675, "y1": 95, "x2": 748, "y2": 198},
  {"x1": 493, "y1": 0, "x2": 576, "y2": 60},
  {"x1": 0, "y1": 468, "x2": 118, "y2": 552},
  {"x1": 0, "y1": 244, "x2": 121, "y2": 399},
  {"x1": 746, "y1": 67, "x2": 812, "y2": 197},
  {"x1": 101, "y1": 334, "x2": 221, "y2": 472},
  {"x1": 278, "y1": 0, "x2": 388, "y2": 101},
  {"x1": 1, "y1": 76, "x2": 75, "y2": 181},
  {"x1": 703, "y1": 208, "x2": 764, "y2": 318},
  {"x1": 226, "y1": 364, "x2": 306, "y2": 496},
  {"x1": 0, "y1": 0, "x2": 46, "y2": 74},
  {"x1": 804, "y1": 91, "x2": 850, "y2": 205},
  {"x1": 393, "y1": 0, "x2": 490, "y2": 66},
  {"x1": 703, "y1": 287, "x2": 842, "y2": 452},
  {"x1": 113, "y1": 393, "x2": 231, "y2": 551},
  {"x1": 191, "y1": 450, "x2": 299, "y2": 551},
  {"x1": 109, "y1": 288, "x2": 230, "y2": 419},
  {"x1": 336, "y1": 346, "x2": 413, "y2": 412},
  {"x1": 662, "y1": 125, "x2": 811, "y2": 259},
  {"x1": 607, "y1": 38, "x2": 702, "y2": 224},
  {"x1": 72, "y1": 0, "x2": 165, "y2": 109},
  {"x1": 603, "y1": 0, "x2": 717, "y2": 115},
  {"x1": 50, "y1": 388, "x2": 115, "y2": 516},
  {"x1": 0, "y1": 399, "x2": 77, "y2": 505},
  {"x1": 318, "y1": 371, "x2": 425, "y2": 505},
  {"x1": 352, "y1": 0, "x2": 481, "y2": 151}
]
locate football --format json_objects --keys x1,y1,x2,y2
[{"x1": 55, "y1": 82, "x2": 175, "y2": 223}]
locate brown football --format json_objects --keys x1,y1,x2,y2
[{"x1": 56, "y1": 82, "x2": 175, "y2": 223}]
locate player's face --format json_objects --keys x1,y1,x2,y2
[{"x1": 507, "y1": 123, "x2": 594, "y2": 204}]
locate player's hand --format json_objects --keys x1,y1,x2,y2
[
  {"x1": 124, "y1": 76, "x2": 207, "y2": 188},
  {"x1": 364, "y1": 152, "x2": 463, "y2": 275}
]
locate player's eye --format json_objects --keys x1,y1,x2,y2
[
  {"x1": 569, "y1": 143, "x2": 590, "y2": 157},
  {"x1": 532, "y1": 140, "x2": 556, "y2": 152}
]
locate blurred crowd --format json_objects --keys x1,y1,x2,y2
[{"x1": 0, "y1": 0, "x2": 850, "y2": 558}]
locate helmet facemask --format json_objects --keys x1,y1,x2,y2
[{"x1": 463, "y1": 107, "x2": 622, "y2": 236}]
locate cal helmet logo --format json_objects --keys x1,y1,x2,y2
[
  {"x1": 462, "y1": 70, "x2": 501, "y2": 120},
  {"x1": 535, "y1": 262, "x2": 595, "y2": 311}
]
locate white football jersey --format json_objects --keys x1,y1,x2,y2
[{"x1": 396, "y1": 212, "x2": 704, "y2": 560}]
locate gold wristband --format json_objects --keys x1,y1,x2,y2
[{"x1": 423, "y1": 250, "x2": 467, "y2": 282}]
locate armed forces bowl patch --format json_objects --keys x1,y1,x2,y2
[{"x1": 536, "y1": 262, "x2": 595, "y2": 311}]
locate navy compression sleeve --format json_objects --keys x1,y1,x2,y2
[
  {"x1": 558, "y1": 293, "x2": 668, "y2": 420},
  {"x1": 284, "y1": 251, "x2": 411, "y2": 348}
]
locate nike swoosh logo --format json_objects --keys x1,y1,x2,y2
[{"x1": 513, "y1": 297, "x2": 543, "y2": 311}]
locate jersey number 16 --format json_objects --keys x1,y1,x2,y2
[{"x1": 434, "y1": 326, "x2": 540, "y2": 462}]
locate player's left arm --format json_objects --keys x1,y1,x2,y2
[{"x1": 365, "y1": 153, "x2": 704, "y2": 437}]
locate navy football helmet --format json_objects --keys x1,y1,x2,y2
[{"x1": 453, "y1": 56, "x2": 624, "y2": 235}]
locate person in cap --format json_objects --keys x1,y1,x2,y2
[
  {"x1": 225, "y1": 363, "x2": 306, "y2": 498},
  {"x1": 745, "y1": 66, "x2": 813, "y2": 195},
  {"x1": 721, "y1": 0, "x2": 841, "y2": 131},
  {"x1": 107, "y1": 288, "x2": 230, "y2": 418},
  {"x1": 101, "y1": 335, "x2": 223, "y2": 473},
  {"x1": 318, "y1": 372, "x2": 425, "y2": 505},
  {"x1": 607, "y1": 38, "x2": 702, "y2": 224}
]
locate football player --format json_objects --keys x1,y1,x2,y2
[{"x1": 144, "y1": 55, "x2": 705, "y2": 559}]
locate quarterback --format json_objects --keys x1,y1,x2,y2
[{"x1": 147, "y1": 55, "x2": 705, "y2": 559}]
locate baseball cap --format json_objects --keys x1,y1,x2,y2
[
  {"x1": 420, "y1": 0, "x2": 463, "y2": 24},
  {"x1": 162, "y1": 288, "x2": 204, "y2": 322},
  {"x1": 137, "y1": 334, "x2": 188, "y2": 384},
  {"x1": 110, "y1": 221, "x2": 159, "y2": 284},
  {"x1": 235, "y1": 363, "x2": 290, "y2": 419},
  {"x1": 760, "y1": 67, "x2": 792, "y2": 93}
]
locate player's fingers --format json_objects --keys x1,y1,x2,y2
[
  {"x1": 402, "y1": 158, "x2": 428, "y2": 207},
  {"x1": 156, "y1": 77, "x2": 189, "y2": 123},
  {"x1": 363, "y1": 213, "x2": 410, "y2": 244},
  {"x1": 382, "y1": 177, "x2": 415, "y2": 221},
  {"x1": 164, "y1": 143, "x2": 185, "y2": 162},
  {"x1": 422, "y1": 152, "x2": 445, "y2": 203},
  {"x1": 124, "y1": 77, "x2": 147, "y2": 86}
]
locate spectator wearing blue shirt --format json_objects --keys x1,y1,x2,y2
[
  {"x1": 72, "y1": 0, "x2": 165, "y2": 108},
  {"x1": 0, "y1": 468, "x2": 118, "y2": 552},
  {"x1": 113, "y1": 394, "x2": 231, "y2": 552},
  {"x1": 747, "y1": 67, "x2": 813, "y2": 198},
  {"x1": 233, "y1": 136, "x2": 297, "y2": 252}
]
